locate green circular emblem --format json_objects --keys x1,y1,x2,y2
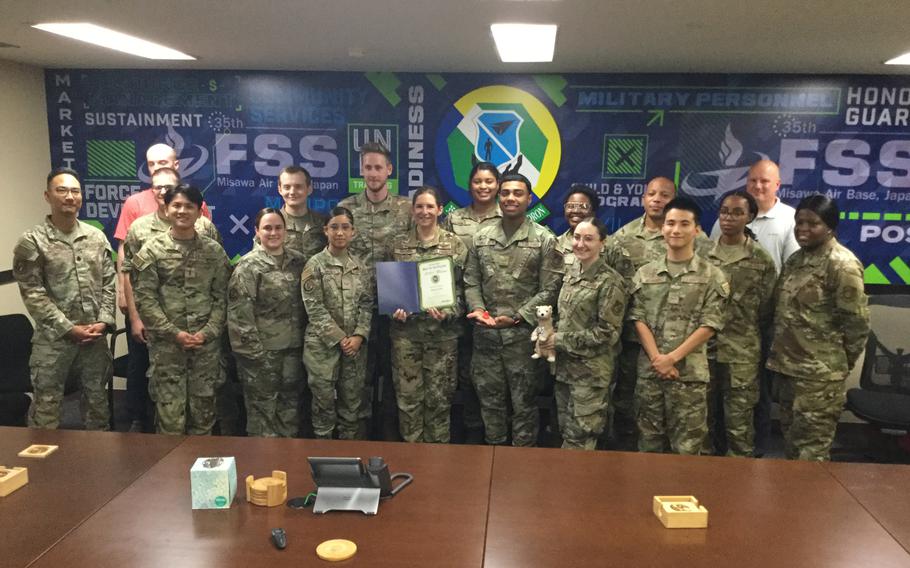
[{"x1": 214, "y1": 495, "x2": 227, "y2": 507}]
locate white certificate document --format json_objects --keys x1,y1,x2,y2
[{"x1": 417, "y1": 257, "x2": 456, "y2": 310}]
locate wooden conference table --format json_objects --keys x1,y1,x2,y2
[
  {"x1": 17, "y1": 433, "x2": 494, "y2": 568},
  {"x1": 485, "y1": 447, "x2": 910, "y2": 568},
  {"x1": 0, "y1": 428, "x2": 184, "y2": 568},
  {"x1": 2, "y1": 427, "x2": 909, "y2": 567}
]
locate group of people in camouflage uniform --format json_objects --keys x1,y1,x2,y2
[{"x1": 13, "y1": 142, "x2": 870, "y2": 461}]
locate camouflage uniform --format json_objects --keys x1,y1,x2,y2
[
  {"x1": 13, "y1": 218, "x2": 116, "y2": 430},
  {"x1": 228, "y1": 246, "x2": 306, "y2": 437},
  {"x1": 607, "y1": 216, "x2": 667, "y2": 439},
  {"x1": 442, "y1": 204, "x2": 501, "y2": 435},
  {"x1": 253, "y1": 207, "x2": 327, "y2": 437},
  {"x1": 464, "y1": 219, "x2": 564, "y2": 446},
  {"x1": 704, "y1": 237, "x2": 776, "y2": 457},
  {"x1": 554, "y1": 257, "x2": 628, "y2": 450},
  {"x1": 609, "y1": 216, "x2": 712, "y2": 440},
  {"x1": 555, "y1": 230, "x2": 577, "y2": 269},
  {"x1": 628, "y1": 253, "x2": 729, "y2": 454},
  {"x1": 132, "y1": 232, "x2": 230, "y2": 435},
  {"x1": 442, "y1": 204, "x2": 502, "y2": 251},
  {"x1": 337, "y1": 191, "x2": 411, "y2": 427},
  {"x1": 121, "y1": 211, "x2": 223, "y2": 433},
  {"x1": 122, "y1": 212, "x2": 221, "y2": 272},
  {"x1": 301, "y1": 248, "x2": 373, "y2": 439},
  {"x1": 767, "y1": 238, "x2": 869, "y2": 461},
  {"x1": 337, "y1": 191, "x2": 411, "y2": 267},
  {"x1": 390, "y1": 227, "x2": 468, "y2": 443}
]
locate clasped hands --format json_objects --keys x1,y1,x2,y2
[
  {"x1": 67, "y1": 323, "x2": 107, "y2": 345},
  {"x1": 650, "y1": 352, "x2": 680, "y2": 380},
  {"x1": 175, "y1": 331, "x2": 207, "y2": 351},
  {"x1": 340, "y1": 335, "x2": 364, "y2": 357}
]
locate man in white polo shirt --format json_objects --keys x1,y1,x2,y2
[{"x1": 710, "y1": 158, "x2": 798, "y2": 455}]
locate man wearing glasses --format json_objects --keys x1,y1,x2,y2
[
  {"x1": 13, "y1": 167, "x2": 116, "y2": 429},
  {"x1": 113, "y1": 144, "x2": 211, "y2": 432}
]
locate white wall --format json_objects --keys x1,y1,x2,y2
[{"x1": 0, "y1": 59, "x2": 51, "y2": 315}]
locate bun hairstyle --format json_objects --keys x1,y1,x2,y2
[{"x1": 796, "y1": 194, "x2": 840, "y2": 231}]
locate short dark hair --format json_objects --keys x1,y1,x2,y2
[
  {"x1": 279, "y1": 165, "x2": 312, "y2": 186},
  {"x1": 46, "y1": 166, "x2": 80, "y2": 189},
  {"x1": 468, "y1": 161, "x2": 500, "y2": 185},
  {"x1": 796, "y1": 194, "x2": 840, "y2": 231},
  {"x1": 664, "y1": 196, "x2": 701, "y2": 225},
  {"x1": 255, "y1": 207, "x2": 285, "y2": 228},
  {"x1": 359, "y1": 142, "x2": 391, "y2": 163},
  {"x1": 151, "y1": 167, "x2": 180, "y2": 182},
  {"x1": 164, "y1": 183, "x2": 204, "y2": 209},
  {"x1": 563, "y1": 183, "x2": 599, "y2": 211},
  {"x1": 500, "y1": 172, "x2": 532, "y2": 193},
  {"x1": 575, "y1": 217, "x2": 609, "y2": 241},
  {"x1": 325, "y1": 206, "x2": 355, "y2": 227}
]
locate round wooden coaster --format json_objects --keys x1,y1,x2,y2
[{"x1": 316, "y1": 539, "x2": 357, "y2": 561}]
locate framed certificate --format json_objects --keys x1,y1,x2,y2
[
  {"x1": 376, "y1": 258, "x2": 456, "y2": 315},
  {"x1": 417, "y1": 257, "x2": 455, "y2": 310}
]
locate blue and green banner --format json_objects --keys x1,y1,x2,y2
[{"x1": 46, "y1": 70, "x2": 910, "y2": 284}]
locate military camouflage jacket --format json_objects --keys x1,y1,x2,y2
[
  {"x1": 464, "y1": 218, "x2": 564, "y2": 345},
  {"x1": 390, "y1": 227, "x2": 468, "y2": 341},
  {"x1": 767, "y1": 238, "x2": 870, "y2": 381},
  {"x1": 132, "y1": 232, "x2": 230, "y2": 342},
  {"x1": 705, "y1": 237, "x2": 777, "y2": 364},
  {"x1": 442, "y1": 204, "x2": 502, "y2": 251},
  {"x1": 13, "y1": 217, "x2": 116, "y2": 341},
  {"x1": 555, "y1": 229, "x2": 577, "y2": 269},
  {"x1": 227, "y1": 247, "x2": 306, "y2": 359},
  {"x1": 609, "y1": 215, "x2": 666, "y2": 281},
  {"x1": 555, "y1": 256, "x2": 628, "y2": 370},
  {"x1": 122, "y1": 211, "x2": 221, "y2": 273},
  {"x1": 337, "y1": 192, "x2": 411, "y2": 266},
  {"x1": 253, "y1": 207, "x2": 326, "y2": 267},
  {"x1": 628, "y1": 253, "x2": 730, "y2": 382},
  {"x1": 301, "y1": 248, "x2": 373, "y2": 348},
  {"x1": 609, "y1": 215, "x2": 713, "y2": 283}
]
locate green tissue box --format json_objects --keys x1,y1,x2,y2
[{"x1": 190, "y1": 457, "x2": 237, "y2": 509}]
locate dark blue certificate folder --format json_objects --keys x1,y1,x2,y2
[{"x1": 376, "y1": 261, "x2": 421, "y2": 315}]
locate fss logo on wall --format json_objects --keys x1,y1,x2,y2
[{"x1": 435, "y1": 86, "x2": 561, "y2": 207}]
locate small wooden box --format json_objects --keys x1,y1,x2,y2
[
  {"x1": 653, "y1": 495, "x2": 709, "y2": 528},
  {"x1": 18, "y1": 444, "x2": 58, "y2": 459},
  {"x1": 0, "y1": 466, "x2": 29, "y2": 497}
]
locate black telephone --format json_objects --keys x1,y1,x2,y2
[{"x1": 366, "y1": 456, "x2": 412, "y2": 498}]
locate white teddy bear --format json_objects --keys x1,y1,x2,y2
[{"x1": 530, "y1": 305, "x2": 556, "y2": 369}]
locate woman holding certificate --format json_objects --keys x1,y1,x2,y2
[
  {"x1": 390, "y1": 186, "x2": 469, "y2": 443},
  {"x1": 301, "y1": 207, "x2": 374, "y2": 440},
  {"x1": 540, "y1": 219, "x2": 628, "y2": 450}
]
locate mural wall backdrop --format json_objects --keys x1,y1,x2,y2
[{"x1": 46, "y1": 70, "x2": 910, "y2": 285}]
